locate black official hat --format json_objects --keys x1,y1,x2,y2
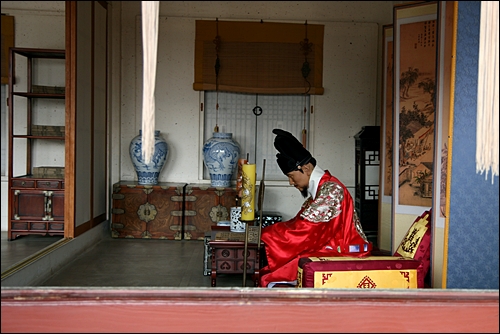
[{"x1": 272, "y1": 129, "x2": 312, "y2": 174}]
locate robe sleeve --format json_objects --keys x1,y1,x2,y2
[{"x1": 300, "y1": 181, "x2": 344, "y2": 223}]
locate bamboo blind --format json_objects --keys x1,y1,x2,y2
[{"x1": 194, "y1": 20, "x2": 324, "y2": 95}]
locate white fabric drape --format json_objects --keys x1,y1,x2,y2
[
  {"x1": 141, "y1": 1, "x2": 160, "y2": 164},
  {"x1": 476, "y1": 1, "x2": 499, "y2": 184}
]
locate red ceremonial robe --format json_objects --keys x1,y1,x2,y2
[{"x1": 259, "y1": 170, "x2": 372, "y2": 287}]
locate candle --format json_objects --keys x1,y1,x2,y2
[{"x1": 241, "y1": 163, "x2": 256, "y2": 221}]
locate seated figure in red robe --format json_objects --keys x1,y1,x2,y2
[{"x1": 260, "y1": 129, "x2": 372, "y2": 288}]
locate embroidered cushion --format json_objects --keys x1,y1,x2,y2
[
  {"x1": 393, "y1": 210, "x2": 432, "y2": 288},
  {"x1": 297, "y1": 256, "x2": 421, "y2": 288}
]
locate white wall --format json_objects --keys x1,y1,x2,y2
[
  {"x1": 2, "y1": 1, "x2": 395, "y2": 229},
  {"x1": 113, "y1": 1, "x2": 394, "y2": 221}
]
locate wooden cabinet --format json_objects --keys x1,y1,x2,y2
[
  {"x1": 10, "y1": 179, "x2": 64, "y2": 237},
  {"x1": 8, "y1": 48, "x2": 66, "y2": 240},
  {"x1": 184, "y1": 184, "x2": 237, "y2": 240},
  {"x1": 111, "y1": 181, "x2": 185, "y2": 239}
]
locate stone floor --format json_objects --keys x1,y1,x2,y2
[
  {"x1": 1, "y1": 231, "x2": 63, "y2": 272},
  {"x1": 2, "y1": 232, "x2": 257, "y2": 288}
]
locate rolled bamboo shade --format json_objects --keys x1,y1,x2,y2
[{"x1": 194, "y1": 20, "x2": 324, "y2": 95}]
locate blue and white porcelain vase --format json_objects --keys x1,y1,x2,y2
[
  {"x1": 203, "y1": 132, "x2": 240, "y2": 187},
  {"x1": 129, "y1": 130, "x2": 169, "y2": 185}
]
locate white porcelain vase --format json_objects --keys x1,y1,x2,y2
[
  {"x1": 202, "y1": 132, "x2": 240, "y2": 187},
  {"x1": 129, "y1": 130, "x2": 169, "y2": 185}
]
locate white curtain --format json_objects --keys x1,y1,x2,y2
[
  {"x1": 141, "y1": 1, "x2": 160, "y2": 164},
  {"x1": 476, "y1": 1, "x2": 499, "y2": 184}
]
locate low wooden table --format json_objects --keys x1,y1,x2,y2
[{"x1": 209, "y1": 226, "x2": 263, "y2": 287}]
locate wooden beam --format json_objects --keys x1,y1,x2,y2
[{"x1": 1, "y1": 288, "x2": 498, "y2": 333}]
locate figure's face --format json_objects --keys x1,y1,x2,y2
[{"x1": 286, "y1": 163, "x2": 312, "y2": 197}]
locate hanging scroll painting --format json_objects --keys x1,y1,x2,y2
[
  {"x1": 393, "y1": 1, "x2": 438, "y2": 214},
  {"x1": 431, "y1": 1, "x2": 455, "y2": 229},
  {"x1": 378, "y1": 24, "x2": 394, "y2": 252},
  {"x1": 381, "y1": 24, "x2": 394, "y2": 201}
]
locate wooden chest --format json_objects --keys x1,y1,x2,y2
[
  {"x1": 183, "y1": 184, "x2": 237, "y2": 240},
  {"x1": 111, "y1": 181, "x2": 185, "y2": 239}
]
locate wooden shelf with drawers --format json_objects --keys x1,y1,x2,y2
[{"x1": 7, "y1": 47, "x2": 66, "y2": 240}]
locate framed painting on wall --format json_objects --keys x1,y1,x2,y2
[{"x1": 393, "y1": 1, "x2": 438, "y2": 215}]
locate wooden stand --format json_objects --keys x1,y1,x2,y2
[
  {"x1": 209, "y1": 239, "x2": 261, "y2": 287},
  {"x1": 241, "y1": 219, "x2": 255, "y2": 287},
  {"x1": 209, "y1": 225, "x2": 262, "y2": 287}
]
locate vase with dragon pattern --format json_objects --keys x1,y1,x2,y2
[
  {"x1": 202, "y1": 132, "x2": 240, "y2": 187},
  {"x1": 129, "y1": 130, "x2": 169, "y2": 185}
]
